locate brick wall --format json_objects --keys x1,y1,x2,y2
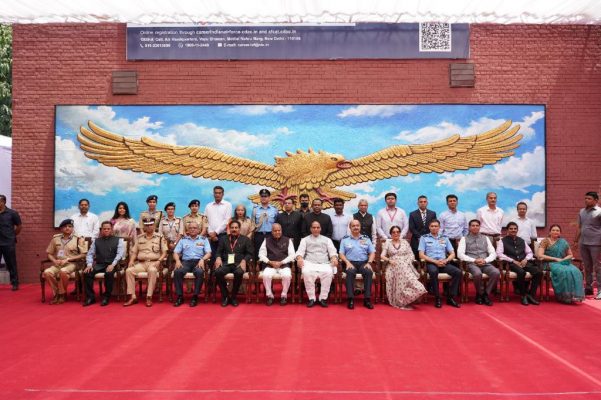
[{"x1": 11, "y1": 23, "x2": 601, "y2": 282}]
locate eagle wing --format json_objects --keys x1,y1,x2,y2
[
  {"x1": 325, "y1": 120, "x2": 523, "y2": 186},
  {"x1": 77, "y1": 121, "x2": 281, "y2": 187}
]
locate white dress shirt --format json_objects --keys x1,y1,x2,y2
[
  {"x1": 376, "y1": 207, "x2": 408, "y2": 239},
  {"x1": 70, "y1": 212, "x2": 100, "y2": 239},
  {"x1": 496, "y1": 238, "x2": 534, "y2": 263},
  {"x1": 476, "y1": 206, "x2": 504, "y2": 235},
  {"x1": 204, "y1": 201, "x2": 232, "y2": 235},
  {"x1": 258, "y1": 238, "x2": 296, "y2": 264},
  {"x1": 331, "y1": 213, "x2": 352, "y2": 241},
  {"x1": 514, "y1": 217, "x2": 538, "y2": 243}
]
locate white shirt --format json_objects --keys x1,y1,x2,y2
[
  {"x1": 258, "y1": 238, "x2": 296, "y2": 264},
  {"x1": 70, "y1": 212, "x2": 100, "y2": 239},
  {"x1": 376, "y1": 207, "x2": 408, "y2": 239},
  {"x1": 331, "y1": 213, "x2": 352, "y2": 241},
  {"x1": 514, "y1": 217, "x2": 538, "y2": 243},
  {"x1": 204, "y1": 201, "x2": 232, "y2": 235},
  {"x1": 476, "y1": 206, "x2": 504, "y2": 235}
]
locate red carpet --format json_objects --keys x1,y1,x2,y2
[{"x1": 1, "y1": 284, "x2": 601, "y2": 400}]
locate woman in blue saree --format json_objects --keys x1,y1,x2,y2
[{"x1": 536, "y1": 224, "x2": 585, "y2": 304}]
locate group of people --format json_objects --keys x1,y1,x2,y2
[{"x1": 3, "y1": 187, "x2": 599, "y2": 309}]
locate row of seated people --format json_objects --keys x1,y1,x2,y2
[{"x1": 41, "y1": 216, "x2": 585, "y2": 309}]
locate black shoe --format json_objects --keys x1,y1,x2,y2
[
  {"x1": 435, "y1": 297, "x2": 442, "y2": 308},
  {"x1": 318, "y1": 299, "x2": 328, "y2": 308},
  {"x1": 483, "y1": 294, "x2": 493, "y2": 306},
  {"x1": 521, "y1": 296, "x2": 529, "y2": 306},
  {"x1": 363, "y1": 300, "x2": 374, "y2": 310},
  {"x1": 101, "y1": 297, "x2": 110, "y2": 306},
  {"x1": 11, "y1": 284, "x2": 18, "y2": 291},
  {"x1": 190, "y1": 296, "x2": 198, "y2": 307},
  {"x1": 230, "y1": 298, "x2": 239, "y2": 307},
  {"x1": 307, "y1": 299, "x2": 315, "y2": 308},
  {"x1": 347, "y1": 299, "x2": 354, "y2": 310},
  {"x1": 526, "y1": 294, "x2": 540, "y2": 305},
  {"x1": 221, "y1": 297, "x2": 229, "y2": 307},
  {"x1": 266, "y1": 297, "x2": 274, "y2": 306},
  {"x1": 174, "y1": 296, "x2": 184, "y2": 307},
  {"x1": 585, "y1": 288, "x2": 594, "y2": 296},
  {"x1": 446, "y1": 297, "x2": 460, "y2": 308},
  {"x1": 280, "y1": 297, "x2": 287, "y2": 306},
  {"x1": 475, "y1": 295, "x2": 484, "y2": 305},
  {"x1": 83, "y1": 298, "x2": 95, "y2": 307}
]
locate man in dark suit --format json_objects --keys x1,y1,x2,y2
[
  {"x1": 409, "y1": 195, "x2": 437, "y2": 258},
  {"x1": 214, "y1": 220, "x2": 254, "y2": 307}
]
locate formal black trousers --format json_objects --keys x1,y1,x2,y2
[
  {"x1": 345, "y1": 260, "x2": 373, "y2": 299},
  {"x1": 214, "y1": 264, "x2": 244, "y2": 299},
  {"x1": 173, "y1": 259, "x2": 204, "y2": 297},
  {"x1": 0, "y1": 244, "x2": 18, "y2": 285},
  {"x1": 84, "y1": 264, "x2": 115, "y2": 300},
  {"x1": 509, "y1": 262, "x2": 542, "y2": 296},
  {"x1": 426, "y1": 263, "x2": 462, "y2": 297}
]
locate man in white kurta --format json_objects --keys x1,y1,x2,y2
[{"x1": 296, "y1": 221, "x2": 338, "y2": 308}]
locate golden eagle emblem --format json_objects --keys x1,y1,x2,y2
[{"x1": 78, "y1": 120, "x2": 521, "y2": 209}]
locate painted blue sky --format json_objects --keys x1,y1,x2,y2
[{"x1": 54, "y1": 104, "x2": 545, "y2": 226}]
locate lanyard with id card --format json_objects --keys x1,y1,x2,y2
[{"x1": 228, "y1": 236, "x2": 239, "y2": 264}]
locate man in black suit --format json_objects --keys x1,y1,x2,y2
[
  {"x1": 214, "y1": 220, "x2": 254, "y2": 307},
  {"x1": 409, "y1": 195, "x2": 437, "y2": 258}
]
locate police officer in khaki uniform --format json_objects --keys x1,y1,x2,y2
[
  {"x1": 183, "y1": 199, "x2": 208, "y2": 236},
  {"x1": 43, "y1": 219, "x2": 87, "y2": 304},
  {"x1": 138, "y1": 194, "x2": 162, "y2": 232},
  {"x1": 124, "y1": 218, "x2": 167, "y2": 307},
  {"x1": 159, "y1": 202, "x2": 184, "y2": 250}
]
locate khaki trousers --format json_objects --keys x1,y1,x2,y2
[
  {"x1": 43, "y1": 263, "x2": 76, "y2": 295},
  {"x1": 126, "y1": 260, "x2": 159, "y2": 298}
]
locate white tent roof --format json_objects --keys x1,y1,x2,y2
[{"x1": 2, "y1": 0, "x2": 601, "y2": 25}]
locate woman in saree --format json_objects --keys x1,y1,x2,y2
[{"x1": 536, "y1": 224, "x2": 585, "y2": 304}]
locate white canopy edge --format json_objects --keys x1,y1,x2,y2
[{"x1": 2, "y1": 0, "x2": 601, "y2": 25}]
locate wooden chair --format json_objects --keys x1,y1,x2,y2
[
  {"x1": 336, "y1": 260, "x2": 379, "y2": 304},
  {"x1": 295, "y1": 263, "x2": 339, "y2": 304},
  {"x1": 254, "y1": 261, "x2": 296, "y2": 304},
  {"x1": 168, "y1": 260, "x2": 212, "y2": 303},
  {"x1": 209, "y1": 261, "x2": 255, "y2": 304},
  {"x1": 419, "y1": 259, "x2": 463, "y2": 304},
  {"x1": 460, "y1": 260, "x2": 502, "y2": 303},
  {"x1": 82, "y1": 238, "x2": 130, "y2": 301},
  {"x1": 130, "y1": 260, "x2": 168, "y2": 302}
]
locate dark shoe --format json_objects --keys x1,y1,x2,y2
[
  {"x1": 221, "y1": 297, "x2": 229, "y2": 307},
  {"x1": 266, "y1": 297, "x2": 274, "y2": 306},
  {"x1": 123, "y1": 297, "x2": 138, "y2": 307},
  {"x1": 318, "y1": 299, "x2": 328, "y2": 308},
  {"x1": 280, "y1": 297, "x2": 287, "y2": 306},
  {"x1": 174, "y1": 296, "x2": 184, "y2": 307},
  {"x1": 145, "y1": 297, "x2": 153, "y2": 307},
  {"x1": 57, "y1": 294, "x2": 65, "y2": 304},
  {"x1": 50, "y1": 295, "x2": 60, "y2": 305},
  {"x1": 446, "y1": 297, "x2": 460, "y2": 308},
  {"x1": 230, "y1": 298, "x2": 239, "y2": 307},
  {"x1": 189, "y1": 296, "x2": 198, "y2": 307},
  {"x1": 11, "y1": 284, "x2": 18, "y2": 291},
  {"x1": 585, "y1": 288, "x2": 594, "y2": 296},
  {"x1": 83, "y1": 298, "x2": 96, "y2": 307},
  {"x1": 347, "y1": 299, "x2": 354, "y2": 310},
  {"x1": 435, "y1": 297, "x2": 442, "y2": 308},
  {"x1": 307, "y1": 299, "x2": 315, "y2": 308},
  {"x1": 475, "y1": 294, "x2": 484, "y2": 305},
  {"x1": 101, "y1": 297, "x2": 110, "y2": 306},
  {"x1": 363, "y1": 300, "x2": 374, "y2": 310},
  {"x1": 483, "y1": 294, "x2": 493, "y2": 306},
  {"x1": 526, "y1": 294, "x2": 540, "y2": 305},
  {"x1": 521, "y1": 296, "x2": 529, "y2": 306}
]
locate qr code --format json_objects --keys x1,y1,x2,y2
[{"x1": 419, "y1": 22, "x2": 452, "y2": 52}]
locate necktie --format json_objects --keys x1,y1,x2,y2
[{"x1": 421, "y1": 211, "x2": 427, "y2": 226}]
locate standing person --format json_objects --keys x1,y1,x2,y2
[
  {"x1": 575, "y1": 192, "x2": 601, "y2": 298},
  {"x1": 477, "y1": 192, "x2": 504, "y2": 243},
  {"x1": 458, "y1": 219, "x2": 500, "y2": 306},
  {"x1": 338, "y1": 220, "x2": 375, "y2": 310},
  {"x1": 258, "y1": 223, "x2": 295, "y2": 306},
  {"x1": 330, "y1": 198, "x2": 352, "y2": 251},
  {"x1": 302, "y1": 199, "x2": 333, "y2": 238},
  {"x1": 159, "y1": 202, "x2": 184, "y2": 253},
  {"x1": 82, "y1": 221, "x2": 125, "y2": 306},
  {"x1": 43, "y1": 219, "x2": 86, "y2": 303},
  {"x1": 538, "y1": 224, "x2": 585, "y2": 304},
  {"x1": 172, "y1": 222, "x2": 211, "y2": 307},
  {"x1": 276, "y1": 198, "x2": 303, "y2": 249},
  {"x1": 252, "y1": 189, "x2": 278, "y2": 261},
  {"x1": 138, "y1": 195, "x2": 162, "y2": 233},
  {"x1": 497, "y1": 222, "x2": 542, "y2": 306},
  {"x1": 381, "y1": 226, "x2": 426, "y2": 310},
  {"x1": 204, "y1": 186, "x2": 233, "y2": 263},
  {"x1": 71, "y1": 198, "x2": 100, "y2": 239},
  {"x1": 514, "y1": 202, "x2": 538, "y2": 246},
  {"x1": 409, "y1": 195, "x2": 437, "y2": 258},
  {"x1": 124, "y1": 218, "x2": 167, "y2": 308},
  {"x1": 182, "y1": 199, "x2": 208, "y2": 237},
  {"x1": 227, "y1": 204, "x2": 254, "y2": 238},
  {"x1": 376, "y1": 192, "x2": 408, "y2": 240},
  {"x1": 439, "y1": 194, "x2": 468, "y2": 254},
  {"x1": 298, "y1": 193, "x2": 311, "y2": 216},
  {"x1": 110, "y1": 201, "x2": 137, "y2": 242},
  {"x1": 0, "y1": 194, "x2": 22, "y2": 291},
  {"x1": 214, "y1": 220, "x2": 253, "y2": 307},
  {"x1": 353, "y1": 199, "x2": 377, "y2": 244}
]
